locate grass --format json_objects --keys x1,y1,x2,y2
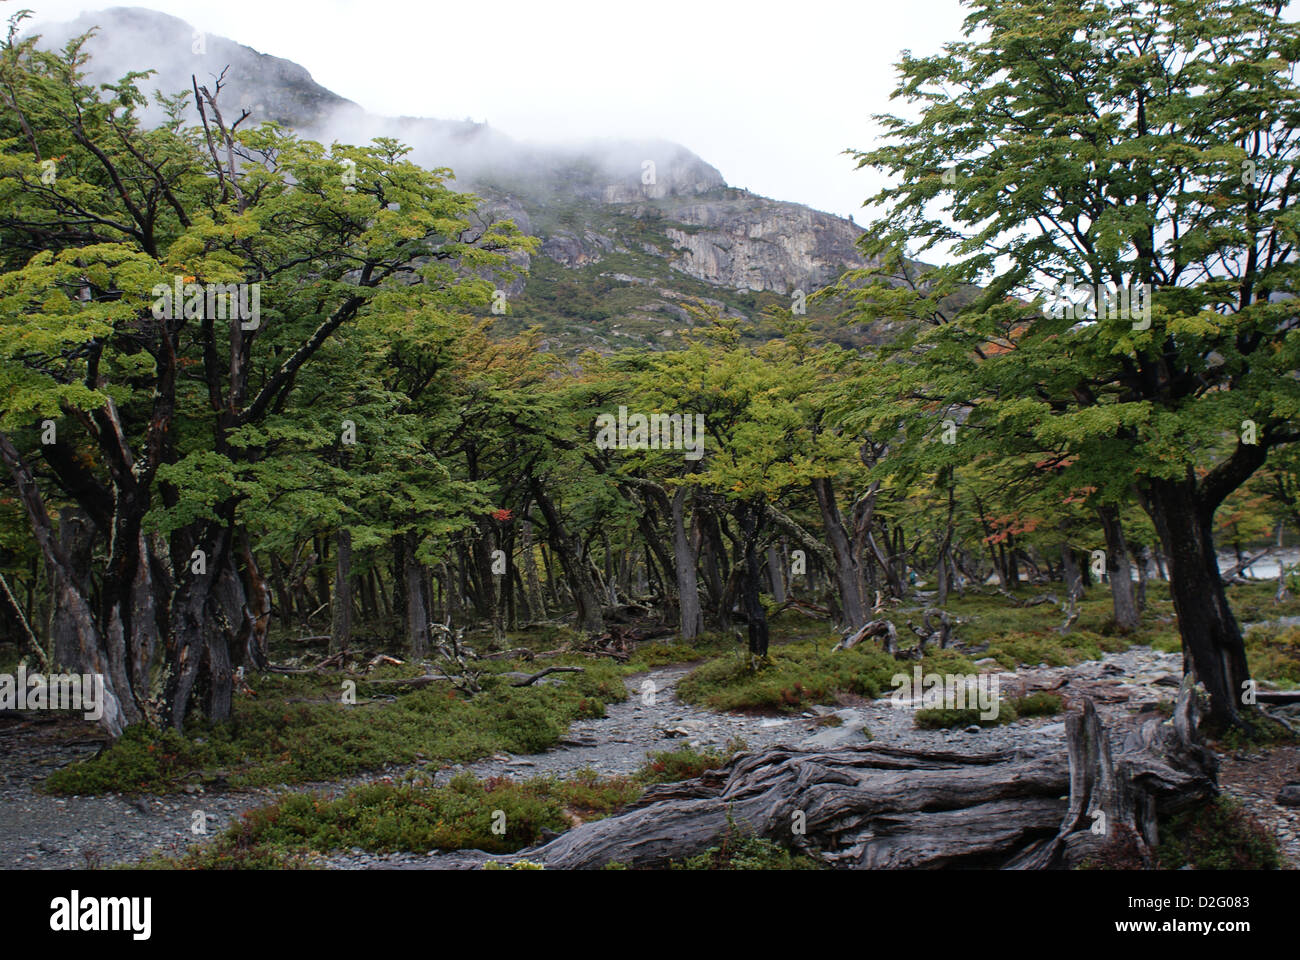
[
  {"x1": 34, "y1": 579, "x2": 1299, "y2": 800},
  {"x1": 668, "y1": 835, "x2": 824, "y2": 871},
  {"x1": 673, "y1": 580, "x2": 1294, "y2": 715},
  {"x1": 912, "y1": 691, "x2": 1062, "y2": 729},
  {"x1": 1155, "y1": 797, "x2": 1284, "y2": 870},
  {"x1": 1243, "y1": 625, "x2": 1300, "y2": 690},
  {"x1": 137, "y1": 745, "x2": 741, "y2": 869},
  {"x1": 45, "y1": 657, "x2": 628, "y2": 795},
  {"x1": 676, "y1": 640, "x2": 903, "y2": 713}
]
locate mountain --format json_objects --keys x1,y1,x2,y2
[{"x1": 30, "y1": 7, "x2": 897, "y2": 352}]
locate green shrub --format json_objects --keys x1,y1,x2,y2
[
  {"x1": 46, "y1": 658, "x2": 628, "y2": 795},
  {"x1": 1013, "y1": 692, "x2": 1064, "y2": 716},
  {"x1": 915, "y1": 700, "x2": 1018, "y2": 729},
  {"x1": 671, "y1": 836, "x2": 823, "y2": 870},
  {"x1": 1156, "y1": 797, "x2": 1283, "y2": 870}
]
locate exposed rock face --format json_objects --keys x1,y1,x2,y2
[
  {"x1": 31, "y1": 8, "x2": 883, "y2": 344},
  {"x1": 656, "y1": 195, "x2": 870, "y2": 293},
  {"x1": 540, "y1": 231, "x2": 622, "y2": 268}
]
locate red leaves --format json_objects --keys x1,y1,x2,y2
[{"x1": 491, "y1": 508, "x2": 512, "y2": 523}]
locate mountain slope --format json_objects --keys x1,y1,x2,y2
[{"x1": 31, "y1": 6, "x2": 895, "y2": 352}]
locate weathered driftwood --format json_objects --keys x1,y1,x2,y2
[
  {"x1": 507, "y1": 666, "x2": 584, "y2": 687},
  {"x1": 834, "y1": 618, "x2": 898, "y2": 654},
  {"x1": 1006, "y1": 680, "x2": 1215, "y2": 868},
  {"x1": 488, "y1": 681, "x2": 1215, "y2": 871}
]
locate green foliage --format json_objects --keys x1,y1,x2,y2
[
  {"x1": 1156, "y1": 797, "x2": 1283, "y2": 870},
  {"x1": 138, "y1": 744, "x2": 738, "y2": 867},
  {"x1": 1013, "y1": 692, "x2": 1064, "y2": 717},
  {"x1": 1244, "y1": 626, "x2": 1300, "y2": 690},
  {"x1": 671, "y1": 836, "x2": 823, "y2": 870},
  {"x1": 676, "y1": 640, "x2": 899, "y2": 712},
  {"x1": 44, "y1": 662, "x2": 627, "y2": 794},
  {"x1": 914, "y1": 700, "x2": 1018, "y2": 729},
  {"x1": 639, "y1": 743, "x2": 741, "y2": 785}
]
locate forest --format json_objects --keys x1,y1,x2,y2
[{"x1": 1, "y1": 0, "x2": 1299, "y2": 879}]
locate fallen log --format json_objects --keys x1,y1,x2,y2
[
  {"x1": 508, "y1": 666, "x2": 585, "y2": 687},
  {"x1": 362, "y1": 674, "x2": 453, "y2": 689},
  {"x1": 834, "y1": 618, "x2": 898, "y2": 654},
  {"x1": 1257, "y1": 690, "x2": 1300, "y2": 705},
  {"x1": 476, "y1": 648, "x2": 536, "y2": 662},
  {"x1": 482, "y1": 681, "x2": 1215, "y2": 870}
]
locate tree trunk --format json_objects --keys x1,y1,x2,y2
[
  {"x1": 404, "y1": 537, "x2": 430, "y2": 658},
  {"x1": 1097, "y1": 505, "x2": 1139, "y2": 632},
  {"x1": 331, "y1": 527, "x2": 353, "y2": 653},
  {"x1": 487, "y1": 683, "x2": 1215, "y2": 870},
  {"x1": 529, "y1": 478, "x2": 604, "y2": 635},
  {"x1": 520, "y1": 520, "x2": 546, "y2": 620},
  {"x1": 811, "y1": 476, "x2": 869, "y2": 630},
  {"x1": 1143, "y1": 477, "x2": 1251, "y2": 731},
  {"x1": 163, "y1": 527, "x2": 244, "y2": 730},
  {"x1": 671, "y1": 486, "x2": 703, "y2": 640},
  {"x1": 50, "y1": 507, "x2": 96, "y2": 672},
  {"x1": 737, "y1": 500, "x2": 769, "y2": 658}
]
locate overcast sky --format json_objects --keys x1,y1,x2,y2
[{"x1": 17, "y1": 0, "x2": 971, "y2": 222}]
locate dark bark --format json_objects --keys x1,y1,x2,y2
[
  {"x1": 529, "y1": 477, "x2": 604, "y2": 635},
  {"x1": 1097, "y1": 505, "x2": 1139, "y2": 633},
  {"x1": 497, "y1": 685, "x2": 1214, "y2": 870},
  {"x1": 736, "y1": 499, "x2": 769, "y2": 658},
  {"x1": 811, "y1": 476, "x2": 869, "y2": 630},
  {"x1": 1142, "y1": 477, "x2": 1252, "y2": 731},
  {"x1": 331, "y1": 527, "x2": 353, "y2": 653},
  {"x1": 671, "y1": 486, "x2": 703, "y2": 640},
  {"x1": 520, "y1": 520, "x2": 545, "y2": 620},
  {"x1": 404, "y1": 531, "x2": 430, "y2": 657}
]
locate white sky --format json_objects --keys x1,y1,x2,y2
[{"x1": 16, "y1": 0, "x2": 971, "y2": 222}]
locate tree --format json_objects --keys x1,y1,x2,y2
[
  {"x1": 839, "y1": 0, "x2": 1300, "y2": 730},
  {"x1": 0, "y1": 17, "x2": 527, "y2": 733}
]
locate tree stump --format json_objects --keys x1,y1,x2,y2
[{"x1": 489, "y1": 679, "x2": 1217, "y2": 870}]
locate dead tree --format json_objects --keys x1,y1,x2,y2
[{"x1": 471, "y1": 680, "x2": 1216, "y2": 870}]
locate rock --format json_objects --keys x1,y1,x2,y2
[
  {"x1": 660, "y1": 719, "x2": 708, "y2": 739},
  {"x1": 800, "y1": 709, "x2": 870, "y2": 749},
  {"x1": 1276, "y1": 784, "x2": 1300, "y2": 807},
  {"x1": 964, "y1": 725, "x2": 981, "y2": 733}
]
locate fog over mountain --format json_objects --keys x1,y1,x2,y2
[{"x1": 28, "y1": 6, "x2": 891, "y2": 351}]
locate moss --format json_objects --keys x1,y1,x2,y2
[
  {"x1": 1244, "y1": 625, "x2": 1300, "y2": 690},
  {"x1": 914, "y1": 700, "x2": 1018, "y2": 729},
  {"x1": 670, "y1": 836, "x2": 823, "y2": 870},
  {"x1": 1156, "y1": 797, "x2": 1283, "y2": 870},
  {"x1": 676, "y1": 641, "x2": 898, "y2": 712},
  {"x1": 1013, "y1": 692, "x2": 1064, "y2": 716},
  {"x1": 1212, "y1": 710, "x2": 1299, "y2": 750},
  {"x1": 147, "y1": 770, "x2": 645, "y2": 866},
  {"x1": 45, "y1": 658, "x2": 628, "y2": 795},
  {"x1": 139, "y1": 744, "x2": 737, "y2": 867},
  {"x1": 639, "y1": 743, "x2": 740, "y2": 784}
]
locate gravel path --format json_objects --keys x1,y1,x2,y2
[{"x1": 2, "y1": 645, "x2": 1296, "y2": 869}]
